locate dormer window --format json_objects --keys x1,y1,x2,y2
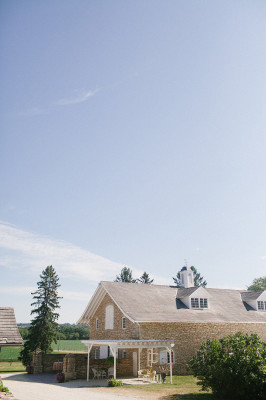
[
  {"x1": 191, "y1": 298, "x2": 208, "y2": 309},
  {"x1": 257, "y1": 301, "x2": 266, "y2": 311}
]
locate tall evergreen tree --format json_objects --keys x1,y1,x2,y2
[
  {"x1": 137, "y1": 271, "x2": 154, "y2": 284},
  {"x1": 173, "y1": 266, "x2": 207, "y2": 287},
  {"x1": 20, "y1": 266, "x2": 62, "y2": 366},
  {"x1": 115, "y1": 266, "x2": 136, "y2": 282}
]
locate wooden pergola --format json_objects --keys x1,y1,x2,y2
[{"x1": 82, "y1": 339, "x2": 175, "y2": 384}]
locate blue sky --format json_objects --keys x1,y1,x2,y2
[{"x1": 1, "y1": 0, "x2": 266, "y2": 323}]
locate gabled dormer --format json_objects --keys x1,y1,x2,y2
[
  {"x1": 176, "y1": 286, "x2": 211, "y2": 309},
  {"x1": 241, "y1": 290, "x2": 266, "y2": 311}
]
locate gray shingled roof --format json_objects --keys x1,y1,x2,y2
[
  {"x1": 100, "y1": 281, "x2": 266, "y2": 323},
  {"x1": 241, "y1": 291, "x2": 264, "y2": 301},
  {"x1": 176, "y1": 287, "x2": 199, "y2": 298},
  {"x1": 0, "y1": 307, "x2": 23, "y2": 346}
]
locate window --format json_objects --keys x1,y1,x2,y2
[
  {"x1": 160, "y1": 350, "x2": 175, "y2": 365},
  {"x1": 94, "y1": 348, "x2": 99, "y2": 359},
  {"x1": 105, "y1": 305, "x2": 114, "y2": 329},
  {"x1": 95, "y1": 318, "x2": 99, "y2": 330},
  {"x1": 122, "y1": 317, "x2": 126, "y2": 329},
  {"x1": 257, "y1": 301, "x2": 266, "y2": 311},
  {"x1": 191, "y1": 298, "x2": 208, "y2": 309},
  {"x1": 121, "y1": 350, "x2": 126, "y2": 359}
]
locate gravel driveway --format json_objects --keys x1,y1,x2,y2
[{"x1": 1, "y1": 373, "x2": 143, "y2": 400}]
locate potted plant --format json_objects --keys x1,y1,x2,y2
[
  {"x1": 56, "y1": 372, "x2": 65, "y2": 383},
  {"x1": 26, "y1": 366, "x2": 34, "y2": 374}
]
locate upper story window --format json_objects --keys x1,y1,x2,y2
[
  {"x1": 95, "y1": 318, "x2": 99, "y2": 330},
  {"x1": 122, "y1": 317, "x2": 126, "y2": 329},
  {"x1": 105, "y1": 305, "x2": 114, "y2": 329},
  {"x1": 257, "y1": 301, "x2": 266, "y2": 311},
  {"x1": 191, "y1": 298, "x2": 208, "y2": 309}
]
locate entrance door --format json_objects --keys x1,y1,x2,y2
[{"x1": 133, "y1": 352, "x2": 138, "y2": 377}]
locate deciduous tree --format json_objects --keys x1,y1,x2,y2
[
  {"x1": 248, "y1": 276, "x2": 266, "y2": 291},
  {"x1": 188, "y1": 332, "x2": 266, "y2": 400}
]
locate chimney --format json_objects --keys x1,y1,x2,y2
[{"x1": 180, "y1": 266, "x2": 194, "y2": 288}]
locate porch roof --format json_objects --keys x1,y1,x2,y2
[{"x1": 82, "y1": 339, "x2": 175, "y2": 349}]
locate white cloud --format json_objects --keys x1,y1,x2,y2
[
  {"x1": 0, "y1": 221, "x2": 123, "y2": 283},
  {"x1": 0, "y1": 285, "x2": 36, "y2": 296},
  {"x1": 56, "y1": 89, "x2": 100, "y2": 106},
  {"x1": 17, "y1": 88, "x2": 100, "y2": 117}
]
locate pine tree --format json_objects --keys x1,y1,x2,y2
[
  {"x1": 173, "y1": 266, "x2": 207, "y2": 287},
  {"x1": 137, "y1": 271, "x2": 154, "y2": 284},
  {"x1": 20, "y1": 266, "x2": 62, "y2": 366},
  {"x1": 115, "y1": 266, "x2": 136, "y2": 282}
]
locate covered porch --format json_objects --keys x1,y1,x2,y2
[{"x1": 82, "y1": 339, "x2": 175, "y2": 384}]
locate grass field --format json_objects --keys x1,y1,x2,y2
[
  {"x1": 51, "y1": 340, "x2": 87, "y2": 352},
  {"x1": 0, "y1": 347, "x2": 22, "y2": 360},
  {"x1": 0, "y1": 361, "x2": 25, "y2": 373}
]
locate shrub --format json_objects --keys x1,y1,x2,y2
[
  {"x1": 107, "y1": 378, "x2": 123, "y2": 387},
  {"x1": 188, "y1": 332, "x2": 266, "y2": 400},
  {"x1": 0, "y1": 377, "x2": 11, "y2": 394}
]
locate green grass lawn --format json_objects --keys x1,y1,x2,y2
[
  {"x1": 0, "y1": 361, "x2": 25, "y2": 373},
  {"x1": 100, "y1": 375, "x2": 216, "y2": 400},
  {"x1": 51, "y1": 339, "x2": 87, "y2": 352},
  {"x1": 0, "y1": 347, "x2": 22, "y2": 360}
]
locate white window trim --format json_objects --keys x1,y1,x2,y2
[
  {"x1": 95, "y1": 318, "x2": 99, "y2": 330},
  {"x1": 257, "y1": 301, "x2": 266, "y2": 311},
  {"x1": 191, "y1": 297, "x2": 208, "y2": 309},
  {"x1": 94, "y1": 348, "x2": 99, "y2": 359},
  {"x1": 105, "y1": 305, "x2": 114, "y2": 329},
  {"x1": 160, "y1": 350, "x2": 175, "y2": 365}
]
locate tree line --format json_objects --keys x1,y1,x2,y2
[
  {"x1": 19, "y1": 324, "x2": 89, "y2": 341},
  {"x1": 115, "y1": 265, "x2": 266, "y2": 291}
]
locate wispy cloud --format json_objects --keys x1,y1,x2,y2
[
  {"x1": 0, "y1": 221, "x2": 123, "y2": 283},
  {"x1": 0, "y1": 285, "x2": 89, "y2": 302},
  {"x1": 56, "y1": 89, "x2": 100, "y2": 106},
  {"x1": 17, "y1": 88, "x2": 100, "y2": 117}
]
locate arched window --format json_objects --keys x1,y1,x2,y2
[{"x1": 105, "y1": 305, "x2": 114, "y2": 329}]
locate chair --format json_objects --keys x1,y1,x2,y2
[
  {"x1": 148, "y1": 371, "x2": 156, "y2": 382},
  {"x1": 92, "y1": 368, "x2": 101, "y2": 379},
  {"x1": 108, "y1": 367, "x2": 114, "y2": 378},
  {"x1": 101, "y1": 369, "x2": 107, "y2": 379},
  {"x1": 138, "y1": 369, "x2": 148, "y2": 378}
]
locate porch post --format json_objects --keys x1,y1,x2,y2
[
  {"x1": 87, "y1": 344, "x2": 93, "y2": 382},
  {"x1": 138, "y1": 348, "x2": 141, "y2": 372},
  {"x1": 110, "y1": 346, "x2": 117, "y2": 379},
  {"x1": 166, "y1": 347, "x2": 173, "y2": 384}
]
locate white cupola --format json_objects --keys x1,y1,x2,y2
[{"x1": 180, "y1": 266, "x2": 194, "y2": 288}]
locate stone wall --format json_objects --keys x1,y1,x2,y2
[
  {"x1": 140, "y1": 322, "x2": 266, "y2": 374},
  {"x1": 32, "y1": 351, "x2": 66, "y2": 374},
  {"x1": 89, "y1": 293, "x2": 139, "y2": 340},
  {"x1": 31, "y1": 350, "x2": 134, "y2": 379}
]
